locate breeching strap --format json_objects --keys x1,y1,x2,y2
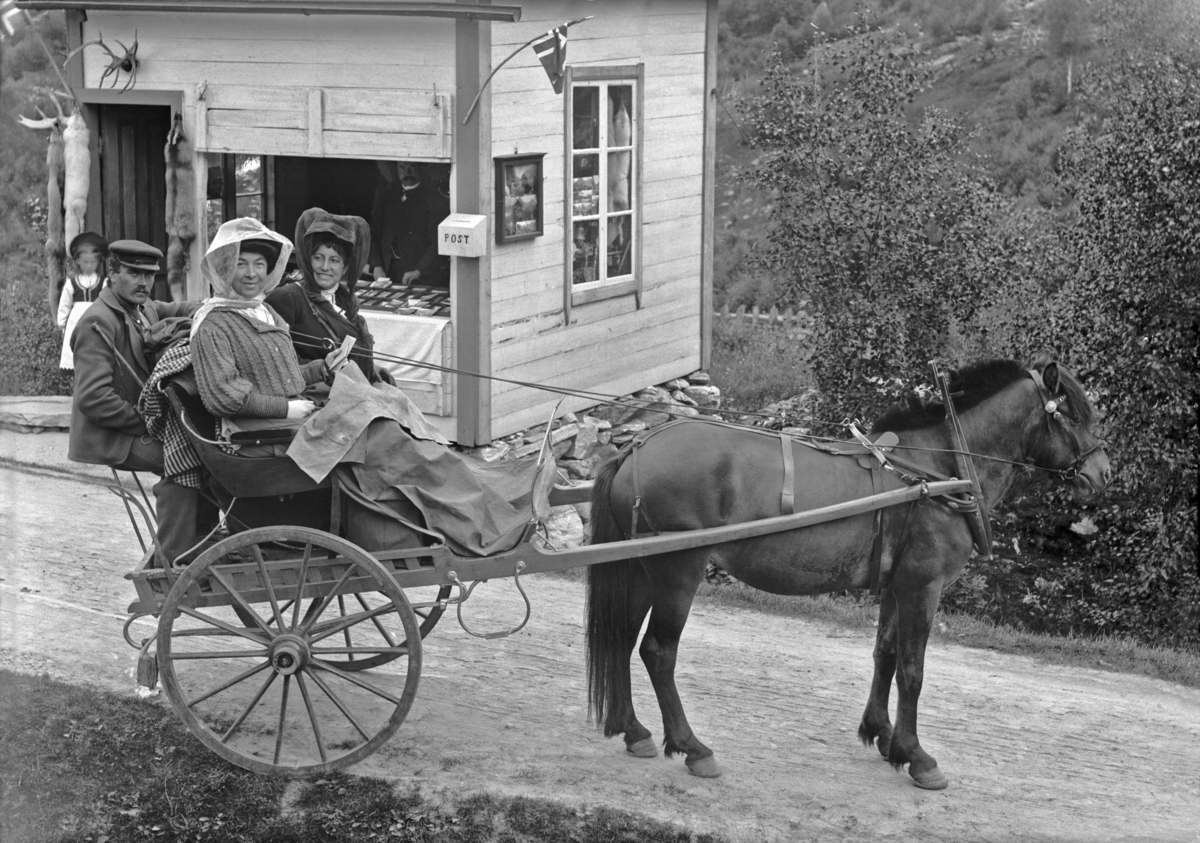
[
  {"x1": 779, "y1": 432, "x2": 795, "y2": 515},
  {"x1": 932, "y1": 363, "x2": 994, "y2": 560}
]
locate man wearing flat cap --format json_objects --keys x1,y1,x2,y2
[{"x1": 69, "y1": 239, "x2": 204, "y2": 564}]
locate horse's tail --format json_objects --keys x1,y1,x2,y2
[{"x1": 586, "y1": 453, "x2": 644, "y2": 736}]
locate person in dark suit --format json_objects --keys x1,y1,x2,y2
[
  {"x1": 68, "y1": 240, "x2": 205, "y2": 565},
  {"x1": 368, "y1": 162, "x2": 450, "y2": 288}
]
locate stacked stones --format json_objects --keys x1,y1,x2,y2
[{"x1": 468, "y1": 370, "x2": 721, "y2": 482}]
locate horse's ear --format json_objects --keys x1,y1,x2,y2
[{"x1": 1042, "y1": 361, "x2": 1060, "y2": 394}]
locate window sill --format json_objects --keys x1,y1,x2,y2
[{"x1": 570, "y1": 278, "x2": 639, "y2": 307}]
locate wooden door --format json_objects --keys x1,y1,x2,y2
[{"x1": 99, "y1": 104, "x2": 170, "y2": 300}]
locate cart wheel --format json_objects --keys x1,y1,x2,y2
[
  {"x1": 156, "y1": 526, "x2": 421, "y2": 777},
  {"x1": 300, "y1": 584, "x2": 451, "y2": 671}
]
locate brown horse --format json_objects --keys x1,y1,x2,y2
[{"x1": 585, "y1": 356, "x2": 1111, "y2": 788}]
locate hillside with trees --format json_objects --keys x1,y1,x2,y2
[{"x1": 714, "y1": 0, "x2": 1198, "y2": 647}]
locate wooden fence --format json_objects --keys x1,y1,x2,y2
[{"x1": 714, "y1": 303, "x2": 812, "y2": 339}]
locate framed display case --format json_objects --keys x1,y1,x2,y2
[{"x1": 495, "y1": 153, "x2": 545, "y2": 243}]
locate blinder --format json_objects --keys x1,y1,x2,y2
[{"x1": 1027, "y1": 369, "x2": 1103, "y2": 481}]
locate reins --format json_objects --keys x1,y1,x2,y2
[{"x1": 287, "y1": 330, "x2": 1088, "y2": 481}]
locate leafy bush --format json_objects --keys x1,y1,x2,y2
[
  {"x1": 743, "y1": 31, "x2": 1012, "y2": 426},
  {"x1": 1001, "y1": 20, "x2": 1200, "y2": 646},
  {"x1": 0, "y1": 274, "x2": 73, "y2": 397},
  {"x1": 734, "y1": 5, "x2": 1198, "y2": 649}
]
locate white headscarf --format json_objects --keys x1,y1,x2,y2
[{"x1": 191, "y1": 218, "x2": 295, "y2": 338}]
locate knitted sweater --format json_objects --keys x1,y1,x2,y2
[{"x1": 192, "y1": 307, "x2": 327, "y2": 419}]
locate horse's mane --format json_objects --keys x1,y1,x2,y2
[{"x1": 870, "y1": 357, "x2": 1091, "y2": 433}]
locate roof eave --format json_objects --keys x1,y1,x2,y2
[{"x1": 15, "y1": 1, "x2": 522, "y2": 22}]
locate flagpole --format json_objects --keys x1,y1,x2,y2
[{"x1": 462, "y1": 16, "x2": 592, "y2": 126}]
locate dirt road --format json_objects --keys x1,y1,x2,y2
[{"x1": 2, "y1": 433, "x2": 1198, "y2": 843}]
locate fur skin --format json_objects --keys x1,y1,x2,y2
[
  {"x1": 45, "y1": 128, "x2": 66, "y2": 315},
  {"x1": 164, "y1": 114, "x2": 195, "y2": 301},
  {"x1": 62, "y1": 111, "x2": 89, "y2": 249}
]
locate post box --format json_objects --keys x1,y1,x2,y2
[{"x1": 437, "y1": 214, "x2": 488, "y2": 258}]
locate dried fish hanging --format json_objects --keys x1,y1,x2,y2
[{"x1": 164, "y1": 113, "x2": 195, "y2": 301}]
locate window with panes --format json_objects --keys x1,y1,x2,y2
[{"x1": 564, "y1": 65, "x2": 643, "y2": 312}]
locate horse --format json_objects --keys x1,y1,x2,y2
[{"x1": 584, "y1": 355, "x2": 1111, "y2": 789}]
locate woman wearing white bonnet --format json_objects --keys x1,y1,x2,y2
[{"x1": 191, "y1": 218, "x2": 351, "y2": 425}]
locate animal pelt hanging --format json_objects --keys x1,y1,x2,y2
[
  {"x1": 62, "y1": 110, "x2": 90, "y2": 250},
  {"x1": 164, "y1": 113, "x2": 195, "y2": 302},
  {"x1": 45, "y1": 127, "x2": 66, "y2": 316}
]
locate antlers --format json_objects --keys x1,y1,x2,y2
[
  {"x1": 17, "y1": 89, "x2": 70, "y2": 130},
  {"x1": 64, "y1": 29, "x2": 139, "y2": 93}
]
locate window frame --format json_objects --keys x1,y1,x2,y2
[
  {"x1": 562, "y1": 63, "x2": 645, "y2": 322},
  {"x1": 205, "y1": 153, "x2": 273, "y2": 245}
]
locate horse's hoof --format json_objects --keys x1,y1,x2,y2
[
  {"x1": 910, "y1": 764, "x2": 949, "y2": 790},
  {"x1": 685, "y1": 756, "x2": 722, "y2": 778},
  {"x1": 626, "y1": 738, "x2": 658, "y2": 758}
]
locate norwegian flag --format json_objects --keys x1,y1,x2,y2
[
  {"x1": 531, "y1": 24, "x2": 569, "y2": 94},
  {"x1": 1, "y1": 0, "x2": 22, "y2": 39}
]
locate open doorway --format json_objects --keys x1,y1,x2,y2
[{"x1": 97, "y1": 103, "x2": 171, "y2": 301}]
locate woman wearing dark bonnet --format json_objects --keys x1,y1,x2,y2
[{"x1": 266, "y1": 207, "x2": 394, "y2": 385}]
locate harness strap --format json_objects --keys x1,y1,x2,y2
[
  {"x1": 933, "y1": 364, "x2": 994, "y2": 560},
  {"x1": 873, "y1": 499, "x2": 919, "y2": 596},
  {"x1": 629, "y1": 436, "x2": 644, "y2": 540},
  {"x1": 779, "y1": 432, "x2": 795, "y2": 515},
  {"x1": 867, "y1": 460, "x2": 885, "y2": 594}
]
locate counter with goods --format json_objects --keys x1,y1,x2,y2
[{"x1": 358, "y1": 281, "x2": 454, "y2": 418}]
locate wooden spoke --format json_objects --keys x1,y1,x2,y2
[
  {"x1": 273, "y1": 675, "x2": 290, "y2": 765},
  {"x1": 208, "y1": 567, "x2": 273, "y2": 637},
  {"x1": 220, "y1": 670, "x2": 278, "y2": 744},
  {"x1": 177, "y1": 605, "x2": 272, "y2": 646},
  {"x1": 290, "y1": 542, "x2": 314, "y2": 632},
  {"x1": 295, "y1": 673, "x2": 328, "y2": 764},
  {"x1": 169, "y1": 649, "x2": 269, "y2": 660},
  {"x1": 356, "y1": 593, "x2": 401, "y2": 648},
  {"x1": 308, "y1": 658, "x2": 403, "y2": 706},
  {"x1": 307, "y1": 601, "x2": 396, "y2": 646},
  {"x1": 304, "y1": 666, "x2": 373, "y2": 742},
  {"x1": 252, "y1": 544, "x2": 287, "y2": 632},
  {"x1": 338, "y1": 596, "x2": 354, "y2": 665},
  {"x1": 299, "y1": 562, "x2": 362, "y2": 635},
  {"x1": 186, "y1": 660, "x2": 272, "y2": 708}
]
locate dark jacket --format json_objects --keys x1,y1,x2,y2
[
  {"x1": 68, "y1": 287, "x2": 197, "y2": 465},
  {"x1": 368, "y1": 181, "x2": 449, "y2": 285},
  {"x1": 267, "y1": 208, "x2": 379, "y2": 381}
]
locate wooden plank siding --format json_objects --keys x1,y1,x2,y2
[
  {"x1": 486, "y1": 0, "x2": 709, "y2": 438},
  {"x1": 80, "y1": 12, "x2": 457, "y2": 159}
]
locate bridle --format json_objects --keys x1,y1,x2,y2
[{"x1": 1026, "y1": 369, "x2": 1106, "y2": 482}]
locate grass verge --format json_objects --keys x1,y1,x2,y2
[
  {"x1": 0, "y1": 671, "x2": 725, "y2": 843},
  {"x1": 694, "y1": 581, "x2": 1200, "y2": 689}
]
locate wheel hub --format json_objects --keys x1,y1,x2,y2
[{"x1": 269, "y1": 634, "x2": 310, "y2": 675}]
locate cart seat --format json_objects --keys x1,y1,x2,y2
[{"x1": 163, "y1": 374, "x2": 329, "y2": 499}]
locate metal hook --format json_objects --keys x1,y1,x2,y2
[{"x1": 447, "y1": 561, "x2": 531, "y2": 640}]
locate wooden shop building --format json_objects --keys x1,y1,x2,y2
[{"x1": 19, "y1": 0, "x2": 719, "y2": 445}]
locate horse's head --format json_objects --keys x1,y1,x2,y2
[{"x1": 1026, "y1": 357, "x2": 1112, "y2": 496}]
